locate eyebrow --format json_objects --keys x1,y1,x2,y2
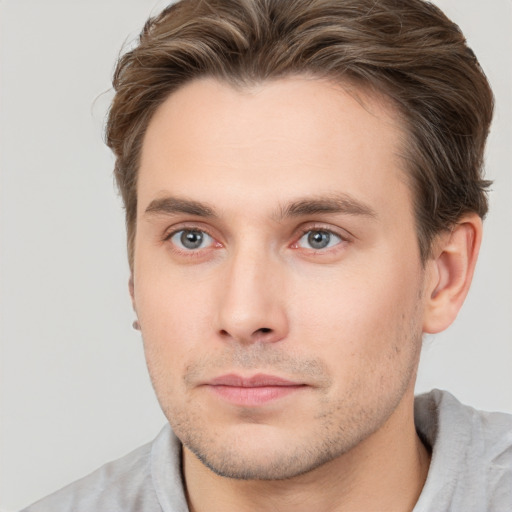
[
  {"x1": 144, "y1": 193, "x2": 377, "y2": 220},
  {"x1": 277, "y1": 194, "x2": 377, "y2": 220},
  {"x1": 145, "y1": 196, "x2": 216, "y2": 218}
]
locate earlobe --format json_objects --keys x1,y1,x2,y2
[{"x1": 423, "y1": 214, "x2": 482, "y2": 334}]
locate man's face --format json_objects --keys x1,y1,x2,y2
[{"x1": 133, "y1": 77, "x2": 430, "y2": 479}]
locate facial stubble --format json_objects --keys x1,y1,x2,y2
[{"x1": 143, "y1": 318, "x2": 424, "y2": 482}]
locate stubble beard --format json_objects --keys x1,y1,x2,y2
[{"x1": 147, "y1": 325, "x2": 423, "y2": 482}]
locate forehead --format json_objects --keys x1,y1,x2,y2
[{"x1": 138, "y1": 76, "x2": 410, "y2": 220}]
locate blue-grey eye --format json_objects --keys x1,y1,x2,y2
[
  {"x1": 297, "y1": 230, "x2": 342, "y2": 250},
  {"x1": 170, "y1": 230, "x2": 213, "y2": 250}
]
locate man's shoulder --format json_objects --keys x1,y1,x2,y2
[
  {"x1": 414, "y1": 389, "x2": 512, "y2": 511},
  {"x1": 21, "y1": 424, "x2": 182, "y2": 512},
  {"x1": 21, "y1": 442, "x2": 156, "y2": 512},
  {"x1": 415, "y1": 388, "x2": 512, "y2": 443}
]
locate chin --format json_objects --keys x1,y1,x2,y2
[
  {"x1": 186, "y1": 441, "x2": 339, "y2": 481},
  {"x1": 179, "y1": 418, "x2": 363, "y2": 481}
]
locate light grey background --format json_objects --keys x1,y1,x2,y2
[{"x1": 1, "y1": 1, "x2": 511, "y2": 511}]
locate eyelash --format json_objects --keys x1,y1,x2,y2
[
  {"x1": 292, "y1": 225, "x2": 348, "y2": 252},
  {"x1": 163, "y1": 225, "x2": 220, "y2": 255},
  {"x1": 162, "y1": 224, "x2": 350, "y2": 256}
]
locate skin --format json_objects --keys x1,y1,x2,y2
[{"x1": 131, "y1": 77, "x2": 481, "y2": 511}]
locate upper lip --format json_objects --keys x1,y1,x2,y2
[{"x1": 207, "y1": 374, "x2": 303, "y2": 387}]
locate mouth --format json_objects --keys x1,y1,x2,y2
[{"x1": 204, "y1": 373, "x2": 307, "y2": 406}]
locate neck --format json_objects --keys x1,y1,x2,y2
[{"x1": 183, "y1": 390, "x2": 430, "y2": 512}]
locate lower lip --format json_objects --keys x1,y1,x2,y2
[{"x1": 207, "y1": 384, "x2": 305, "y2": 406}]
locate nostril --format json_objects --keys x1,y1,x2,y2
[{"x1": 258, "y1": 327, "x2": 272, "y2": 334}]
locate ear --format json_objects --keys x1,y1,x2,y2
[
  {"x1": 423, "y1": 213, "x2": 482, "y2": 334},
  {"x1": 129, "y1": 275, "x2": 137, "y2": 311},
  {"x1": 129, "y1": 275, "x2": 141, "y2": 330}
]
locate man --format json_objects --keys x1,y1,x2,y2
[{"x1": 23, "y1": 0, "x2": 511, "y2": 511}]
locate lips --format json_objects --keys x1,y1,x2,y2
[
  {"x1": 205, "y1": 373, "x2": 306, "y2": 406},
  {"x1": 209, "y1": 373, "x2": 300, "y2": 387}
]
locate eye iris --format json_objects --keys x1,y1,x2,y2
[
  {"x1": 308, "y1": 231, "x2": 330, "y2": 249},
  {"x1": 180, "y1": 230, "x2": 203, "y2": 249}
]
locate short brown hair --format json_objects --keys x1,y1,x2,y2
[{"x1": 106, "y1": 0, "x2": 493, "y2": 270}]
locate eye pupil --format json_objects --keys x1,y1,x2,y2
[
  {"x1": 308, "y1": 231, "x2": 330, "y2": 249},
  {"x1": 181, "y1": 230, "x2": 203, "y2": 249}
]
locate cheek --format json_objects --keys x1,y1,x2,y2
[
  {"x1": 135, "y1": 271, "x2": 216, "y2": 375},
  {"x1": 137, "y1": 283, "x2": 209, "y2": 412},
  {"x1": 136, "y1": 259, "x2": 214, "y2": 328},
  {"x1": 290, "y1": 258, "x2": 424, "y2": 365}
]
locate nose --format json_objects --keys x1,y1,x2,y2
[{"x1": 215, "y1": 247, "x2": 289, "y2": 345}]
